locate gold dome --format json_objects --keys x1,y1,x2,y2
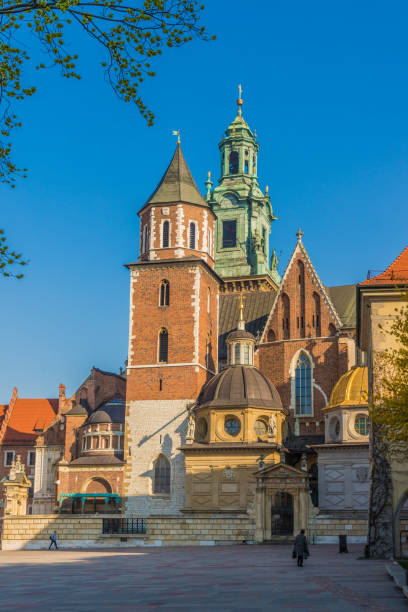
[{"x1": 325, "y1": 366, "x2": 368, "y2": 409}]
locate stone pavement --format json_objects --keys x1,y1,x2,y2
[{"x1": 0, "y1": 544, "x2": 405, "y2": 611}]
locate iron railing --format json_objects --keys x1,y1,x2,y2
[{"x1": 102, "y1": 518, "x2": 146, "y2": 535}]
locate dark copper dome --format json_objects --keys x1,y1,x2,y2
[
  {"x1": 197, "y1": 366, "x2": 282, "y2": 409},
  {"x1": 86, "y1": 398, "x2": 125, "y2": 424}
]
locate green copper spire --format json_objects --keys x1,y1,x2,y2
[{"x1": 209, "y1": 87, "x2": 279, "y2": 285}]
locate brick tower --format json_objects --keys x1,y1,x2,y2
[{"x1": 124, "y1": 141, "x2": 220, "y2": 515}]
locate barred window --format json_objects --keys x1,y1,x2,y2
[
  {"x1": 295, "y1": 353, "x2": 312, "y2": 415},
  {"x1": 154, "y1": 455, "x2": 170, "y2": 494},
  {"x1": 158, "y1": 328, "x2": 168, "y2": 363},
  {"x1": 162, "y1": 221, "x2": 170, "y2": 248}
]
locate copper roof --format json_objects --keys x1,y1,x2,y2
[
  {"x1": 141, "y1": 144, "x2": 208, "y2": 210},
  {"x1": 198, "y1": 365, "x2": 282, "y2": 409}
]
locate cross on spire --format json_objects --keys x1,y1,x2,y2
[
  {"x1": 237, "y1": 84, "x2": 243, "y2": 116},
  {"x1": 296, "y1": 228, "x2": 304, "y2": 242}
]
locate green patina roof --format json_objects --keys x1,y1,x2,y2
[
  {"x1": 218, "y1": 291, "x2": 277, "y2": 359},
  {"x1": 142, "y1": 143, "x2": 208, "y2": 210},
  {"x1": 326, "y1": 284, "x2": 356, "y2": 329}
]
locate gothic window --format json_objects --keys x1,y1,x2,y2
[
  {"x1": 162, "y1": 220, "x2": 170, "y2": 248},
  {"x1": 207, "y1": 287, "x2": 210, "y2": 314},
  {"x1": 229, "y1": 150, "x2": 239, "y2": 174},
  {"x1": 189, "y1": 222, "x2": 196, "y2": 249},
  {"x1": 267, "y1": 329, "x2": 276, "y2": 342},
  {"x1": 298, "y1": 261, "x2": 305, "y2": 338},
  {"x1": 222, "y1": 220, "x2": 237, "y2": 248},
  {"x1": 295, "y1": 352, "x2": 312, "y2": 416},
  {"x1": 282, "y1": 293, "x2": 290, "y2": 339},
  {"x1": 153, "y1": 455, "x2": 170, "y2": 494},
  {"x1": 159, "y1": 280, "x2": 170, "y2": 307},
  {"x1": 158, "y1": 328, "x2": 168, "y2": 363},
  {"x1": 313, "y1": 293, "x2": 321, "y2": 336}
]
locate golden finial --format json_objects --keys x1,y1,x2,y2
[
  {"x1": 254, "y1": 129, "x2": 257, "y2": 139},
  {"x1": 237, "y1": 83, "x2": 243, "y2": 117},
  {"x1": 207, "y1": 170, "x2": 211, "y2": 179},
  {"x1": 172, "y1": 129, "x2": 181, "y2": 144},
  {"x1": 239, "y1": 291, "x2": 245, "y2": 320},
  {"x1": 296, "y1": 228, "x2": 304, "y2": 242},
  {"x1": 265, "y1": 185, "x2": 269, "y2": 195}
]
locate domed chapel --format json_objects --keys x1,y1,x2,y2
[{"x1": 122, "y1": 89, "x2": 361, "y2": 540}]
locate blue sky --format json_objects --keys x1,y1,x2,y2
[{"x1": 1, "y1": 0, "x2": 408, "y2": 401}]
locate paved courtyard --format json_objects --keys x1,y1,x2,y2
[{"x1": 0, "y1": 544, "x2": 405, "y2": 611}]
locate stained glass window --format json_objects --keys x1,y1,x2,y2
[
  {"x1": 225, "y1": 418, "x2": 241, "y2": 436},
  {"x1": 295, "y1": 353, "x2": 312, "y2": 415}
]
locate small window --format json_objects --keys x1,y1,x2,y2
[
  {"x1": 234, "y1": 343, "x2": 240, "y2": 364},
  {"x1": 262, "y1": 227, "x2": 266, "y2": 254},
  {"x1": 355, "y1": 415, "x2": 370, "y2": 436},
  {"x1": 28, "y1": 451, "x2": 36, "y2": 467},
  {"x1": 225, "y1": 418, "x2": 241, "y2": 436},
  {"x1": 229, "y1": 150, "x2": 239, "y2": 174},
  {"x1": 295, "y1": 352, "x2": 312, "y2": 416},
  {"x1": 4, "y1": 450, "x2": 14, "y2": 466},
  {"x1": 159, "y1": 280, "x2": 170, "y2": 307},
  {"x1": 254, "y1": 420, "x2": 267, "y2": 436},
  {"x1": 243, "y1": 344, "x2": 250, "y2": 364},
  {"x1": 207, "y1": 288, "x2": 210, "y2": 314},
  {"x1": 244, "y1": 159, "x2": 249, "y2": 173},
  {"x1": 162, "y1": 220, "x2": 170, "y2": 248},
  {"x1": 189, "y1": 222, "x2": 196, "y2": 250},
  {"x1": 158, "y1": 328, "x2": 168, "y2": 363},
  {"x1": 222, "y1": 220, "x2": 237, "y2": 248},
  {"x1": 154, "y1": 455, "x2": 170, "y2": 494}
]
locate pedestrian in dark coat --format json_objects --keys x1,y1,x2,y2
[
  {"x1": 293, "y1": 529, "x2": 309, "y2": 567},
  {"x1": 49, "y1": 531, "x2": 58, "y2": 550}
]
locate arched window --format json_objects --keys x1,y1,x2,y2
[
  {"x1": 297, "y1": 261, "x2": 305, "y2": 337},
  {"x1": 295, "y1": 352, "x2": 312, "y2": 415},
  {"x1": 229, "y1": 150, "x2": 239, "y2": 174},
  {"x1": 158, "y1": 328, "x2": 168, "y2": 363},
  {"x1": 234, "y1": 343, "x2": 240, "y2": 364},
  {"x1": 313, "y1": 293, "x2": 321, "y2": 336},
  {"x1": 189, "y1": 222, "x2": 196, "y2": 249},
  {"x1": 153, "y1": 455, "x2": 170, "y2": 494},
  {"x1": 207, "y1": 287, "x2": 210, "y2": 313},
  {"x1": 282, "y1": 293, "x2": 290, "y2": 340},
  {"x1": 159, "y1": 280, "x2": 170, "y2": 307},
  {"x1": 162, "y1": 220, "x2": 170, "y2": 248},
  {"x1": 267, "y1": 329, "x2": 276, "y2": 343}
]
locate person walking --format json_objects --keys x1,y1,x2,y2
[
  {"x1": 49, "y1": 531, "x2": 58, "y2": 550},
  {"x1": 293, "y1": 529, "x2": 309, "y2": 567}
]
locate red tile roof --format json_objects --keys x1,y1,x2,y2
[
  {"x1": 2, "y1": 398, "x2": 58, "y2": 445},
  {"x1": 0, "y1": 404, "x2": 8, "y2": 430},
  {"x1": 359, "y1": 244, "x2": 408, "y2": 286}
]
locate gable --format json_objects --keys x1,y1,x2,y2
[{"x1": 260, "y1": 240, "x2": 342, "y2": 343}]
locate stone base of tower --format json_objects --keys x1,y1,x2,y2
[{"x1": 124, "y1": 399, "x2": 192, "y2": 516}]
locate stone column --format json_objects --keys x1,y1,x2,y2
[{"x1": 255, "y1": 480, "x2": 265, "y2": 543}]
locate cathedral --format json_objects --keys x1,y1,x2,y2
[{"x1": 1, "y1": 92, "x2": 371, "y2": 544}]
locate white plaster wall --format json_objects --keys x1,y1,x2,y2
[
  {"x1": 32, "y1": 445, "x2": 63, "y2": 514},
  {"x1": 125, "y1": 399, "x2": 191, "y2": 516}
]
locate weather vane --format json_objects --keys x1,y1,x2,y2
[
  {"x1": 237, "y1": 84, "x2": 243, "y2": 116},
  {"x1": 172, "y1": 129, "x2": 181, "y2": 144}
]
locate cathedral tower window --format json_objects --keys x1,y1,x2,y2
[
  {"x1": 282, "y1": 293, "x2": 290, "y2": 340},
  {"x1": 313, "y1": 293, "x2": 321, "y2": 336},
  {"x1": 297, "y1": 261, "x2": 305, "y2": 338},
  {"x1": 162, "y1": 220, "x2": 170, "y2": 248},
  {"x1": 153, "y1": 454, "x2": 170, "y2": 494},
  {"x1": 295, "y1": 352, "x2": 312, "y2": 416},
  {"x1": 159, "y1": 280, "x2": 170, "y2": 307},
  {"x1": 158, "y1": 328, "x2": 168, "y2": 363},
  {"x1": 229, "y1": 150, "x2": 239, "y2": 174},
  {"x1": 189, "y1": 222, "x2": 197, "y2": 250},
  {"x1": 222, "y1": 220, "x2": 237, "y2": 248}
]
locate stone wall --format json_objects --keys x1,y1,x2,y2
[
  {"x1": 309, "y1": 514, "x2": 367, "y2": 544},
  {"x1": 1, "y1": 513, "x2": 255, "y2": 550}
]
